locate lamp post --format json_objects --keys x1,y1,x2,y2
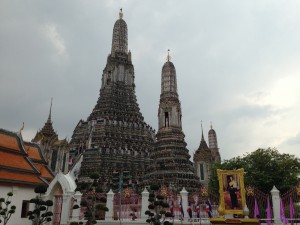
[
  {"x1": 112, "y1": 170, "x2": 130, "y2": 225},
  {"x1": 112, "y1": 171, "x2": 123, "y2": 224},
  {"x1": 118, "y1": 174, "x2": 123, "y2": 225}
]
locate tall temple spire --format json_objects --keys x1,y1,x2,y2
[
  {"x1": 160, "y1": 51, "x2": 178, "y2": 101},
  {"x1": 144, "y1": 51, "x2": 199, "y2": 192},
  {"x1": 70, "y1": 10, "x2": 154, "y2": 191},
  {"x1": 158, "y1": 52, "x2": 180, "y2": 130},
  {"x1": 111, "y1": 8, "x2": 128, "y2": 56}
]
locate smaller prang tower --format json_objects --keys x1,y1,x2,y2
[
  {"x1": 144, "y1": 51, "x2": 199, "y2": 192},
  {"x1": 194, "y1": 122, "x2": 220, "y2": 186}
]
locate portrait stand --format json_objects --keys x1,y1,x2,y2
[
  {"x1": 217, "y1": 168, "x2": 246, "y2": 215},
  {"x1": 210, "y1": 168, "x2": 259, "y2": 225}
]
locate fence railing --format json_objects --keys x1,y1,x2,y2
[{"x1": 71, "y1": 183, "x2": 300, "y2": 223}]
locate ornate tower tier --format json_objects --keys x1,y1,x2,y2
[
  {"x1": 70, "y1": 10, "x2": 155, "y2": 191},
  {"x1": 144, "y1": 52, "x2": 199, "y2": 192}
]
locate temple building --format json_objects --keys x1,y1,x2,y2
[
  {"x1": 70, "y1": 9, "x2": 155, "y2": 191},
  {"x1": 68, "y1": 10, "x2": 221, "y2": 192},
  {"x1": 193, "y1": 123, "x2": 221, "y2": 186},
  {"x1": 0, "y1": 128, "x2": 54, "y2": 225},
  {"x1": 32, "y1": 100, "x2": 70, "y2": 174},
  {"x1": 143, "y1": 52, "x2": 200, "y2": 192}
]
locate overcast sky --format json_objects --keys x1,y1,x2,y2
[{"x1": 1, "y1": 0, "x2": 300, "y2": 160}]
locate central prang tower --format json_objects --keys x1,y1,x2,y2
[
  {"x1": 144, "y1": 51, "x2": 199, "y2": 192},
  {"x1": 70, "y1": 10, "x2": 155, "y2": 191}
]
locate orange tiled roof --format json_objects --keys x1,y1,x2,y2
[
  {"x1": 34, "y1": 163, "x2": 54, "y2": 181},
  {"x1": 25, "y1": 144, "x2": 42, "y2": 161},
  {"x1": 0, "y1": 128, "x2": 49, "y2": 186},
  {"x1": 0, "y1": 151, "x2": 36, "y2": 172},
  {"x1": 0, "y1": 170, "x2": 45, "y2": 185},
  {"x1": 0, "y1": 133, "x2": 22, "y2": 152}
]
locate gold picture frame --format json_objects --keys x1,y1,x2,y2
[{"x1": 217, "y1": 168, "x2": 245, "y2": 215}]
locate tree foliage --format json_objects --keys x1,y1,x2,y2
[
  {"x1": 209, "y1": 148, "x2": 300, "y2": 193},
  {"x1": 0, "y1": 192, "x2": 16, "y2": 225},
  {"x1": 73, "y1": 173, "x2": 108, "y2": 225},
  {"x1": 27, "y1": 185, "x2": 53, "y2": 225}
]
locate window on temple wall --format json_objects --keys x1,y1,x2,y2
[
  {"x1": 178, "y1": 113, "x2": 182, "y2": 126},
  {"x1": 165, "y1": 112, "x2": 169, "y2": 127},
  {"x1": 51, "y1": 150, "x2": 58, "y2": 172},
  {"x1": 61, "y1": 153, "x2": 66, "y2": 172},
  {"x1": 21, "y1": 200, "x2": 29, "y2": 218},
  {"x1": 199, "y1": 163, "x2": 205, "y2": 181}
]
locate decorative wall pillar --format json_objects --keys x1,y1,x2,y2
[
  {"x1": 180, "y1": 187, "x2": 188, "y2": 220},
  {"x1": 106, "y1": 189, "x2": 114, "y2": 221},
  {"x1": 270, "y1": 186, "x2": 280, "y2": 224},
  {"x1": 60, "y1": 192, "x2": 72, "y2": 225},
  {"x1": 72, "y1": 191, "x2": 82, "y2": 222},
  {"x1": 141, "y1": 188, "x2": 149, "y2": 220}
]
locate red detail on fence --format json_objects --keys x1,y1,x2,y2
[{"x1": 113, "y1": 188, "x2": 142, "y2": 220}]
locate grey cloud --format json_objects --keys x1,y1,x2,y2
[{"x1": 1, "y1": 0, "x2": 300, "y2": 160}]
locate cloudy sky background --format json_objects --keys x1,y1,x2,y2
[{"x1": 1, "y1": 0, "x2": 300, "y2": 160}]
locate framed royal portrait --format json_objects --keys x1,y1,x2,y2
[{"x1": 217, "y1": 168, "x2": 245, "y2": 215}]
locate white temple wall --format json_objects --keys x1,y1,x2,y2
[{"x1": 0, "y1": 185, "x2": 37, "y2": 225}]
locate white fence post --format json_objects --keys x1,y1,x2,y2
[
  {"x1": 180, "y1": 187, "x2": 189, "y2": 220},
  {"x1": 271, "y1": 186, "x2": 281, "y2": 225},
  {"x1": 141, "y1": 188, "x2": 149, "y2": 220},
  {"x1": 72, "y1": 191, "x2": 82, "y2": 222},
  {"x1": 106, "y1": 189, "x2": 114, "y2": 221}
]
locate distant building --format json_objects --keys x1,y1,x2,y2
[
  {"x1": 32, "y1": 100, "x2": 70, "y2": 174},
  {"x1": 193, "y1": 123, "x2": 221, "y2": 186}
]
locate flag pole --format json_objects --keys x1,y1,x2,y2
[{"x1": 192, "y1": 211, "x2": 195, "y2": 225}]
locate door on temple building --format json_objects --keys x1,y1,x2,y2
[
  {"x1": 52, "y1": 195, "x2": 63, "y2": 225},
  {"x1": 51, "y1": 184, "x2": 64, "y2": 225}
]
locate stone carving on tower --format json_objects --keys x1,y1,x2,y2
[
  {"x1": 32, "y1": 99, "x2": 70, "y2": 174},
  {"x1": 70, "y1": 9, "x2": 155, "y2": 191},
  {"x1": 144, "y1": 51, "x2": 199, "y2": 192},
  {"x1": 193, "y1": 122, "x2": 221, "y2": 186}
]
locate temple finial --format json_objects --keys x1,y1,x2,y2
[
  {"x1": 47, "y1": 98, "x2": 53, "y2": 123},
  {"x1": 119, "y1": 8, "x2": 123, "y2": 19},
  {"x1": 19, "y1": 122, "x2": 24, "y2": 133},
  {"x1": 166, "y1": 49, "x2": 171, "y2": 62},
  {"x1": 201, "y1": 120, "x2": 204, "y2": 139}
]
